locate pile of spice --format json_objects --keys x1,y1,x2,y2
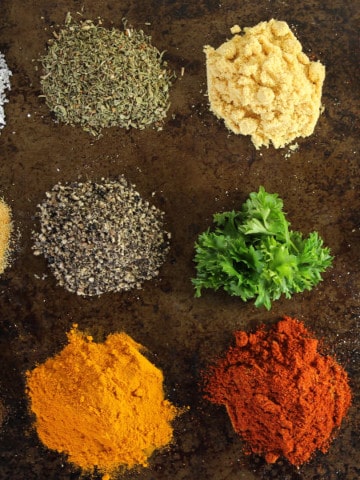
[
  {"x1": 40, "y1": 13, "x2": 175, "y2": 136},
  {"x1": 0, "y1": 198, "x2": 13, "y2": 274},
  {"x1": 203, "y1": 316, "x2": 352, "y2": 466},
  {"x1": 0, "y1": 51, "x2": 12, "y2": 132},
  {"x1": 204, "y1": 19, "x2": 325, "y2": 149},
  {"x1": 32, "y1": 177, "x2": 170, "y2": 296},
  {"x1": 26, "y1": 326, "x2": 180, "y2": 479}
]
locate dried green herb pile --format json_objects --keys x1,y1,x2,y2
[
  {"x1": 40, "y1": 13, "x2": 174, "y2": 136},
  {"x1": 33, "y1": 177, "x2": 170, "y2": 296}
]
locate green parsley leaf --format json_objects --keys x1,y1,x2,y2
[{"x1": 192, "y1": 186, "x2": 333, "y2": 309}]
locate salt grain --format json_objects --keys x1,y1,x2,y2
[{"x1": 0, "y1": 51, "x2": 12, "y2": 132}]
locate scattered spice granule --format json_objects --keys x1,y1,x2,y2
[{"x1": 0, "y1": 198, "x2": 12, "y2": 274}]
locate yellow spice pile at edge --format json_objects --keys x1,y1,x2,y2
[{"x1": 0, "y1": 199, "x2": 12, "y2": 273}]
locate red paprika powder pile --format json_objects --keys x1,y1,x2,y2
[{"x1": 203, "y1": 316, "x2": 352, "y2": 466}]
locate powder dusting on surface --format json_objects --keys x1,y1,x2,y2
[
  {"x1": 204, "y1": 19, "x2": 325, "y2": 149},
  {"x1": 26, "y1": 327, "x2": 180, "y2": 479}
]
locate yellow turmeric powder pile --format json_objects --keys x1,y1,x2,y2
[
  {"x1": 26, "y1": 327, "x2": 180, "y2": 479},
  {"x1": 0, "y1": 198, "x2": 12, "y2": 274}
]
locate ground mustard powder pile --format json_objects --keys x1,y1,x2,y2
[
  {"x1": 204, "y1": 19, "x2": 325, "y2": 149},
  {"x1": 0, "y1": 198, "x2": 12, "y2": 274},
  {"x1": 26, "y1": 327, "x2": 180, "y2": 479}
]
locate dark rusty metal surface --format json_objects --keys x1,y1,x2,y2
[{"x1": 0, "y1": 1, "x2": 359, "y2": 479}]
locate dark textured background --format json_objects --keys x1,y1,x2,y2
[{"x1": 0, "y1": 1, "x2": 359, "y2": 479}]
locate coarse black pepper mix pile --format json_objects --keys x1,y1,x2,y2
[{"x1": 32, "y1": 177, "x2": 170, "y2": 296}]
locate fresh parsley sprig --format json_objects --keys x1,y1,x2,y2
[{"x1": 192, "y1": 186, "x2": 333, "y2": 310}]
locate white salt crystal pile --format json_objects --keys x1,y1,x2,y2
[{"x1": 0, "y1": 51, "x2": 12, "y2": 132}]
